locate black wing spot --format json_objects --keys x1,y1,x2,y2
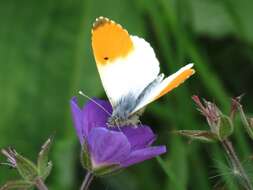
[{"x1": 104, "y1": 57, "x2": 109, "y2": 60}]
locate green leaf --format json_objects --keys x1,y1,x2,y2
[
  {"x1": 80, "y1": 142, "x2": 92, "y2": 171},
  {"x1": 37, "y1": 137, "x2": 53, "y2": 178},
  {"x1": 218, "y1": 115, "x2": 234, "y2": 140},
  {"x1": 0, "y1": 180, "x2": 32, "y2": 190},
  {"x1": 176, "y1": 130, "x2": 218, "y2": 143},
  {"x1": 15, "y1": 154, "x2": 38, "y2": 182}
]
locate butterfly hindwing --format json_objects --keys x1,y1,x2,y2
[{"x1": 131, "y1": 64, "x2": 195, "y2": 114}]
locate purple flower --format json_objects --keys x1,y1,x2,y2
[{"x1": 70, "y1": 97, "x2": 166, "y2": 174}]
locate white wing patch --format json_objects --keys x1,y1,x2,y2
[
  {"x1": 130, "y1": 64, "x2": 195, "y2": 114},
  {"x1": 97, "y1": 36, "x2": 160, "y2": 107}
]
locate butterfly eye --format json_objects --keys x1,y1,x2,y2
[{"x1": 104, "y1": 57, "x2": 109, "y2": 60}]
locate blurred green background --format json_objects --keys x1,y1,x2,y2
[{"x1": 0, "y1": 0, "x2": 253, "y2": 189}]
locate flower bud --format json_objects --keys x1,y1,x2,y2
[
  {"x1": 218, "y1": 114, "x2": 234, "y2": 140},
  {"x1": 0, "y1": 137, "x2": 53, "y2": 189},
  {"x1": 192, "y1": 96, "x2": 221, "y2": 132},
  {"x1": 192, "y1": 95, "x2": 234, "y2": 140}
]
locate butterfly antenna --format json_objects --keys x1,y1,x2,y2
[
  {"x1": 78, "y1": 91, "x2": 112, "y2": 117},
  {"x1": 79, "y1": 91, "x2": 122, "y2": 129}
]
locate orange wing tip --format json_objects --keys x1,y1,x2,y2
[
  {"x1": 92, "y1": 17, "x2": 128, "y2": 34},
  {"x1": 91, "y1": 17, "x2": 133, "y2": 65},
  {"x1": 155, "y1": 67, "x2": 195, "y2": 100},
  {"x1": 92, "y1": 16, "x2": 110, "y2": 30},
  {"x1": 189, "y1": 68, "x2": 195, "y2": 76},
  {"x1": 171, "y1": 68, "x2": 195, "y2": 89}
]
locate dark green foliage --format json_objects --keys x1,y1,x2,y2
[{"x1": 0, "y1": 0, "x2": 253, "y2": 189}]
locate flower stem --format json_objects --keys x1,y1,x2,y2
[
  {"x1": 221, "y1": 139, "x2": 253, "y2": 190},
  {"x1": 80, "y1": 172, "x2": 94, "y2": 190},
  {"x1": 35, "y1": 178, "x2": 48, "y2": 190}
]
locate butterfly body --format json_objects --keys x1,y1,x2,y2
[
  {"x1": 107, "y1": 72, "x2": 165, "y2": 126},
  {"x1": 91, "y1": 17, "x2": 195, "y2": 127}
]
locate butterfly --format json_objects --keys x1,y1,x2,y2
[{"x1": 91, "y1": 16, "x2": 195, "y2": 127}]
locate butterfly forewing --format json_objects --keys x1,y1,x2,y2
[{"x1": 92, "y1": 17, "x2": 160, "y2": 108}]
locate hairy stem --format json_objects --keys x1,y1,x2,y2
[
  {"x1": 80, "y1": 172, "x2": 94, "y2": 190},
  {"x1": 221, "y1": 139, "x2": 253, "y2": 190},
  {"x1": 35, "y1": 178, "x2": 48, "y2": 190}
]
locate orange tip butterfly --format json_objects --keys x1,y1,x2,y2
[{"x1": 91, "y1": 16, "x2": 195, "y2": 127}]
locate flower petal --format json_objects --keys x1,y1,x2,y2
[
  {"x1": 120, "y1": 146, "x2": 166, "y2": 167},
  {"x1": 87, "y1": 127, "x2": 131, "y2": 168},
  {"x1": 82, "y1": 98, "x2": 112, "y2": 124},
  {"x1": 121, "y1": 126, "x2": 156, "y2": 150},
  {"x1": 70, "y1": 97, "x2": 85, "y2": 144},
  {"x1": 70, "y1": 97, "x2": 113, "y2": 145}
]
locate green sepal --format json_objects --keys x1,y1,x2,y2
[
  {"x1": 238, "y1": 104, "x2": 253, "y2": 140},
  {"x1": 37, "y1": 137, "x2": 53, "y2": 179},
  {"x1": 40, "y1": 161, "x2": 53, "y2": 180},
  {"x1": 249, "y1": 118, "x2": 253, "y2": 128},
  {"x1": 15, "y1": 153, "x2": 38, "y2": 181},
  {"x1": 218, "y1": 114, "x2": 234, "y2": 140},
  {"x1": 176, "y1": 130, "x2": 218, "y2": 143},
  {"x1": 93, "y1": 164, "x2": 121, "y2": 176},
  {"x1": 80, "y1": 141, "x2": 92, "y2": 170},
  {"x1": 0, "y1": 180, "x2": 32, "y2": 190}
]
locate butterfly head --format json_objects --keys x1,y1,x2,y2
[{"x1": 107, "y1": 114, "x2": 141, "y2": 128}]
